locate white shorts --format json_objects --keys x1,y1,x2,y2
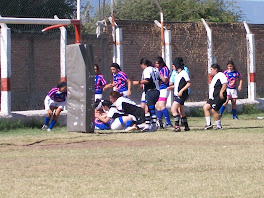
[
  {"x1": 95, "y1": 94, "x2": 103, "y2": 101},
  {"x1": 141, "y1": 92, "x2": 145, "y2": 103},
  {"x1": 121, "y1": 90, "x2": 128, "y2": 97},
  {"x1": 227, "y1": 88, "x2": 238, "y2": 99},
  {"x1": 111, "y1": 118, "x2": 125, "y2": 130},
  {"x1": 159, "y1": 89, "x2": 170, "y2": 99},
  {"x1": 44, "y1": 96, "x2": 66, "y2": 111}
]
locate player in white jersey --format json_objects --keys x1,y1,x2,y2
[
  {"x1": 203, "y1": 63, "x2": 228, "y2": 130},
  {"x1": 95, "y1": 99, "x2": 136, "y2": 131},
  {"x1": 133, "y1": 58, "x2": 160, "y2": 132},
  {"x1": 168, "y1": 59, "x2": 191, "y2": 132}
]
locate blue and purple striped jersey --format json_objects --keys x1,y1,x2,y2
[
  {"x1": 48, "y1": 87, "x2": 67, "y2": 102},
  {"x1": 223, "y1": 69, "x2": 242, "y2": 89},
  {"x1": 95, "y1": 74, "x2": 107, "y2": 94},
  {"x1": 113, "y1": 71, "x2": 128, "y2": 92},
  {"x1": 159, "y1": 66, "x2": 170, "y2": 89}
]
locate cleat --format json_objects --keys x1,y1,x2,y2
[
  {"x1": 233, "y1": 116, "x2": 239, "y2": 120},
  {"x1": 125, "y1": 125, "x2": 138, "y2": 132},
  {"x1": 164, "y1": 124, "x2": 174, "y2": 129},
  {"x1": 141, "y1": 125, "x2": 151, "y2": 132},
  {"x1": 184, "y1": 126, "x2": 190, "y2": 131},
  {"x1": 215, "y1": 126, "x2": 223, "y2": 130},
  {"x1": 41, "y1": 124, "x2": 48, "y2": 130},
  {"x1": 173, "y1": 126, "x2": 181, "y2": 132},
  {"x1": 158, "y1": 120, "x2": 164, "y2": 129},
  {"x1": 204, "y1": 125, "x2": 213, "y2": 130},
  {"x1": 47, "y1": 128, "x2": 52, "y2": 132},
  {"x1": 150, "y1": 124, "x2": 158, "y2": 132}
]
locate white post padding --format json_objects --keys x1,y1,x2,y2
[
  {"x1": 116, "y1": 27, "x2": 123, "y2": 71},
  {"x1": 164, "y1": 29, "x2": 172, "y2": 107},
  {"x1": 0, "y1": 23, "x2": 11, "y2": 114},
  {"x1": 246, "y1": 33, "x2": 256, "y2": 100},
  {"x1": 60, "y1": 26, "x2": 67, "y2": 81}
]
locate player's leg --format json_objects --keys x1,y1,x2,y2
[
  {"x1": 212, "y1": 108, "x2": 222, "y2": 129},
  {"x1": 179, "y1": 105, "x2": 190, "y2": 131},
  {"x1": 203, "y1": 102, "x2": 213, "y2": 130},
  {"x1": 171, "y1": 100, "x2": 181, "y2": 132},
  {"x1": 48, "y1": 107, "x2": 63, "y2": 131}
]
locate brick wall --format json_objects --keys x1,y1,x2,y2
[{"x1": 0, "y1": 21, "x2": 263, "y2": 111}]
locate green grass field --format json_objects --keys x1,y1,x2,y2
[{"x1": 0, "y1": 113, "x2": 264, "y2": 198}]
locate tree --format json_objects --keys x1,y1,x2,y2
[{"x1": 113, "y1": 0, "x2": 242, "y2": 22}]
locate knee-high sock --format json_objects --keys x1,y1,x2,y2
[
  {"x1": 49, "y1": 120, "x2": 57, "y2": 130},
  {"x1": 219, "y1": 105, "x2": 226, "y2": 115},
  {"x1": 45, "y1": 116, "x2": 51, "y2": 126},
  {"x1": 162, "y1": 108, "x2": 172, "y2": 125}
]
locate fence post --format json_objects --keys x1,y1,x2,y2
[
  {"x1": 60, "y1": 26, "x2": 67, "y2": 82},
  {"x1": 243, "y1": 21, "x2": 256, "y2": 101},
  {"x1": 201, "y1": 19, "x2": 216, "y2": 95},
  {"x1": 0, "y1": 23, "x2": 11, "y2": 114},
  {"x1": 116, "y1": 27, "x2": 123, "y2": 71},
  {"x1": 164, "y1": 29, "x2": 172, "y2": 107}
]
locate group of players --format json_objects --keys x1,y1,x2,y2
[
  {"x1": 93, "y1": 57, "x2": 242, "y2": 132},
  {"x1": 41, "y1": 56, "x2": 242, "y2": 132}
]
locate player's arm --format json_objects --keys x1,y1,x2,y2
[
  {"x1": 178, "y1": 81, "x2": 191, "y2": 97},
  {"x1": 219, "y1": 83, "x2": 227, "y2": 100},
  {"x1": 160, "y1": 74, "x2": 168, "y2": 84},
  {"x1": 126, "y1": 79, "x2": 132, "y2": 96},
  {"x1": 103, "y1": 82, "x2": 114, "y2": 90},
  {"x1": 97, "y1": 114, "x2": 111, "y2": 123},
  {"x1": 238, "y1": 78, "x2": 243, "y2": 91}
]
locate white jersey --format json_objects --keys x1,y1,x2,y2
[
  {"x1": 142, "y1": 66, "x2": 160, "y2": 92},
  {"x1": 209, "y1": 72, "x2": 228, "y2": 100},
  {"x1": 114, "y1": 96, "x2": 137, "y2": 111},
  {"x1": 173, "y1": 70, "x2": 190, "y2": 96}
]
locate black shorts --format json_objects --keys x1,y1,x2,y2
[
  {"x1": 207, "y1": 96, "x2": 227, "y2": 111},
  {"x1": 174, "y1": 95, "x2": 189, "y2": 105},
  {"x1": 145, "y1": 89, "x2": 160, "y2": 106}
]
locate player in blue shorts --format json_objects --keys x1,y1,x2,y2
[{"x1": 42, "y1": 82, "x2": 67, "y2": 131}]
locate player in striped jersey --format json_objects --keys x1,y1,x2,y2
[
  {"x1": 219, "y1": 61, "x2": 243, "y2": 119},
  {"x1": 42, "y1": 82, "x2": 67, "y2": 131},
  {"x1": 94, "y1": 64, "x2": 107, "y2": 100},
  {"x1": 104, "y1": 63, "x2": 131, "y2": 97},
  {"x1": 203, "y1": 63, "x2": 227, "y2": 130},
  {"x1": 133, "y1": 58, "x2": 160, "y2": 132},
  {"x1": 155, "y1": 56, "x2": 173, "y2": 129}
]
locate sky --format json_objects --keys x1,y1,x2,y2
[
  {"x1": 236, "y1": 0, "x2": 264, "y2": 24},
  {"x1": 82, "y1": 0, "x2": 264, "y2": 24}
]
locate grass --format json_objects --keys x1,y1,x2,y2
[{"x1": 0, "y1": 114, "x2": 264, "y2": 197}]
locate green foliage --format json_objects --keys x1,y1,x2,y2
[
  {"x1": 189, "y1": 107, "x2": 204, "y2": 117},
  {"x1": 0, "y1": 119, "x2": 43, "y2": 131},
  {"x1": 114, "y1": 0, "x2": 242, "y2": 22},
  {"x1": 242, "y1": 104, "x2": 262, "y2": 114}
]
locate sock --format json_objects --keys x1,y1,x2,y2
[
  {"x1": 148, "y1": 105, "x2": 157, "y2": 125},
  {"x1": 215, "y1": 120, "x2": 222, "y2": 128},
  {"x1": 162, "y1": 108, "x2": 172, "y2": 125},
  {"x1": 126, "y1": 120, "x2": 132, "y2": 127},
  {"x1": 145, "y1": 113, "x2": 151, "y2": 126},
  {"x1": 156, "y1": 110, "x2": 162, "y2": 120},
  {"x1": 219, "y1": 105, "x2": 226, "y2": 115},
  {"x1": 174, "y1": 115, "x2": 181, "y2": 127},
  {"x1": 181, "y1": 116, "x2": 189, "y2": 128},
  {"x1": 205, "y1": 116, "x2": 211, "y2": 126},
  {"x1": 45, "y1": 116, "x2": 51, "y2": 126},
  {"x1": 232, "y1": 109, "x2": 237, "y2": 118},
  {"x1": 49, "y1": 120, "x2": 57, "y2": 130}
]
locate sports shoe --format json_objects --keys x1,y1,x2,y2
[
  {"x1": 125, "y1": 125, "x2": 138, "y2": 132},
  {"x1": 184, "y1": 126, "x2": 190, "y2": 131},
  {"x1": 204, "y1": 125, "x2": 213, "y2": 130},
  {"x1": 150, "y1": 124, "x2": 158, "y2": 132},
  {"x1": 41, "y1": 124, "x2": 48, "y2": 130},
  {"x1": 173, "y1": 126, "x2": 181, "y2": 132},
  {"x1": 141, "y1": 125, "x2": 151, "y2": 132},
  {"x1": 164, "y1": 124, "x2": 174, "y2": 129},
  {"x1": 233, "y1": 116, "x2": 239, "y2": 120},
  {"x1": 47, "y1": 128, "x2": 52, "y2": 132},
  {"x1": 215, "y1": 126, "x2": 223, "y2": 130},
  {"x1": 158, "y1": 120, "x2": 164, "y2": 129}
]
